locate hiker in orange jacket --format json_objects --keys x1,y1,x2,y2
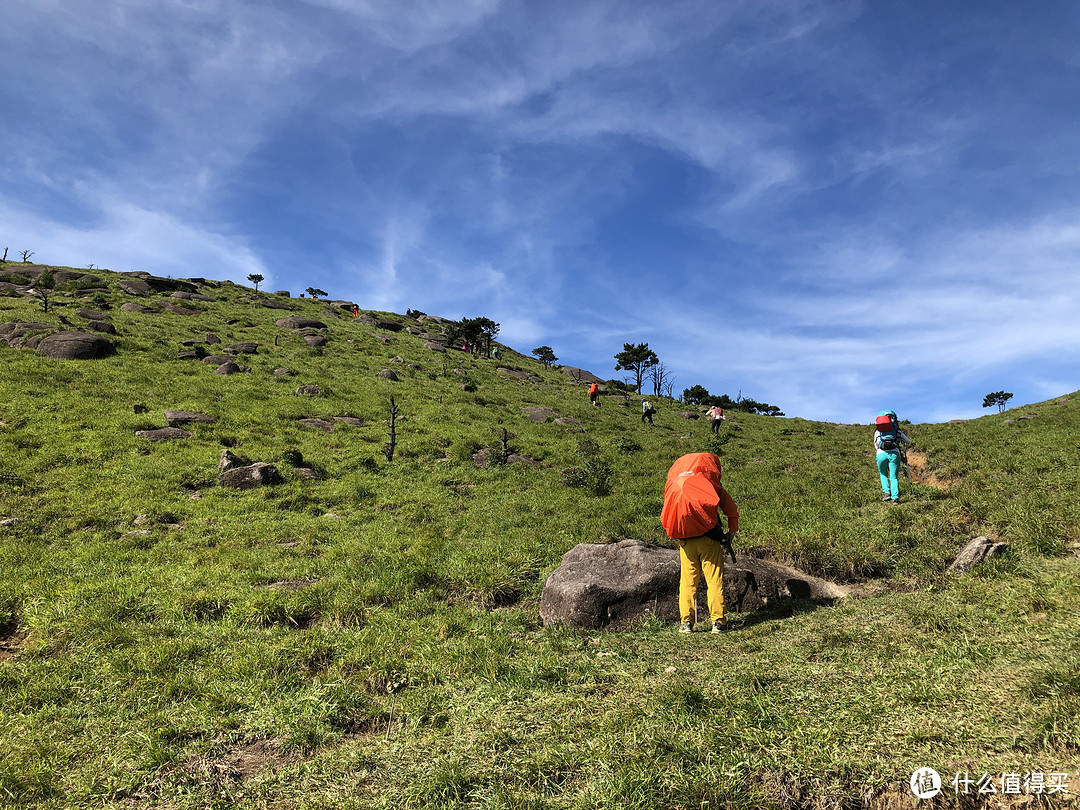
[
  {"x1": 588, "y1": 382, "x2": 600, "y2": 407},
  {"x1": 660, "y1": 452, "x2": 739, "y2": 633}
]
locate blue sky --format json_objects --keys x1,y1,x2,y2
[{"x1": 3, "y1": 1, "x2": 1079, "y2": 424}]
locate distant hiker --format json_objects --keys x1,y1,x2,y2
[
  {"x1": 874, "y1": 410, "x2": 911, "y2": 504},
  {"x1": 352, "y1": 304, "x2": 359, "y2": 318},
  {"x1": 589, "y1": 382, "x2": 600, "y2": 407},
  {"x1": 492, "y1": 345, "x2": 501, "y2": 360},
  {"x1": 661, "y1": 453, "x2": 739, "y2": 633},
  {"x1": 706, "y1": 405, "x2": 725, "y2": 434},
  {"x1": 641, "y1": 399, "x2": 655, "y2": 426}
]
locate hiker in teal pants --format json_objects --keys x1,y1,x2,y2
[{"x1": 874, "y1": 410, "x2": 910, "y2": 503}]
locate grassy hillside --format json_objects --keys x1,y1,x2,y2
[{"x1": 1, "y1": 263, "x2": 1078, "y2": 809}]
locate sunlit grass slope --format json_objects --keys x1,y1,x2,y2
[{"x1": 0, "y1": 262, "x2": 1077, "y2": 809}]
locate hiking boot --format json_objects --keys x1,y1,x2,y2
[
  {"x1": 710, "y1": 622, "x2": 727, "y2": 634},
  {"x1": 678, "y1": 623, "x2": 693, "y2": 634},
  {"x1": 891, "y1": 499, "x2": 900, "y2": 505},
  {"x1": 881, "y1": 495, "x2": 892, "y2": 502}
]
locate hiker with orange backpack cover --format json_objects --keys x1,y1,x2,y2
[
  {"x1": 588, "y1": 382, "x2": 600, "y2": 407},
  {"x1": 660, "y1": 453, "x2": 739, "y2": 633},
  {"x1": 874, "y1": 410, "x2": 911, "y2": 504}
]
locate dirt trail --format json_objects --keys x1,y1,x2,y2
[{"x1": 905, "y1": 449, "x2": 951, "y2": 490}]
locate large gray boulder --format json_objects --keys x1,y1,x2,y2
[
  {"x1": 218, "y1": 451, "x2": 282, "y2": 490},
  {"x1": 117, "y1": 278, "x2": 152, "y2": 297},
  {"x1": 540, "y1": 539, "x2": 848, "y2": 629},
  {"x1": 36, "y1": 332, "x2": 115, "y2": 360}
]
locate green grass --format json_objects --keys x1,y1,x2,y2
[{"x1": 1, "y1": 264, "x2": 1078, "y2": 808}]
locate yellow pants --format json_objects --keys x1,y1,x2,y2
[{"x1": 679, "y1": 536, "x2": 726, "y2": 625}]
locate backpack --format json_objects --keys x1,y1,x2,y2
[
  {"x1": 661, "y1": 453, "x2": 723, "y2": 539},
  {"x1": 875, "y1": 412, "x2": 900, "y2": 451}
]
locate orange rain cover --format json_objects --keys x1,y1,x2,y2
[{"x1": 661, "y1": 453, "x2": 724, "y2": 540}]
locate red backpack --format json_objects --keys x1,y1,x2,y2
[{"x1": 661, "y1": 453, "x2": 723, "y2": 539}]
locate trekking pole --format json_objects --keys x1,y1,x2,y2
[{"x1": 900, "y1": 446, "x2": 916, "y2": 499}]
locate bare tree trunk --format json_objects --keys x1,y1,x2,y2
[{"x1": 650, "y1": 362, "x2": 675, "y2": 398}]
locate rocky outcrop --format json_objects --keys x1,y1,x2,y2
[
  {"x1": 540, "y1": 540, "x2": 848, "y2": 629},
  {"x1": 559, "y1": 366, "x2": 605, "y2": 384},
  {"x1": 36, "y1": 332, "x2": 115, "y2": 360}
]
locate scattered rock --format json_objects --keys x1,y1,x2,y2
[
  {"x1": 471, "y1": 448, "x2": 538, "y2": 467},
  {"x1": 215, "y1": 362, "x2": 247, "y2": 375},
  {"x1": 86, "y1": 320, "x2": 116, "y2": 334},
  {"x1": 424, "y1": 341, "x2": 446, "y2": 353},
  {"x1": 674, "y1": 411, "x2": 700, "y2": 420},
  {"x1": 276, "y1": 316, "x2": 327, "y2": 330},
  {"x1": 299, "y1": 418, "x2": 335, "y2": 432},
  {"x1": 220, "y1": 461, "x2": 282, "y2": 490},
  {"x1": 177, "y1": 351, "x2": 198, "y2": 360},
  {"x1": 295, "y1": 468, "x2": 319, "y2": 480},
  {"x1": 135, "y1": 427, "x2": 192, "y2": 441},
  {"x1": 273, "y1": 368, "x2": 297, "y2": 377},
  {"x1": 218, "y1": 449, "x2": 247, "y2": 474},
  {"x1": 225, "y1": 342, "x2": 258, "y2": 354},
  {"x1": 76, "y1": 308, "x2": 110, "y2": 321},
  {"x1": 205, "y1": 333, "x2": 221, "y2": 344},
  {"x1": 260, "y1": 298, "x2": 294, "y2": 310},
  {"x1": 304, "y1": 335, "x2": 327, "y2": 347},
  {"x1": 162, "y1": 303, "x2": 200, "y2": 316},
  {"x1": 498, "y1": 367, "x2": 543, "y2": 383},
  {"x1": 273, "y1": 290, "x2": 291, "y2": 297},
  {"x1": 36, "y1": 332, "x2": 115, "y2": 360},
  {"x1": 296, "y1": 385, "x2": 321, "y2": 396},
  {"x1": 377, "y1": 369, "x2": 400, "y2": 381},
  {"x1": 333, "y1": 416, "x2": 365, "y2": 427},
  {"x1": 540, "y1": 540, "x2": 847, "y2": 629},
  {"x1": 165, "y1": 411, "x2": 215, "y2": 426},
  {"x1": 522, "y1": 407, "x2": 555, "y2": 422},
  {"x1": 948, "y1": 536, "x2": 1010, "y2": 573},
  {"x1": 120, "y1": 302, "x2": 157, "y2": 314}
]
